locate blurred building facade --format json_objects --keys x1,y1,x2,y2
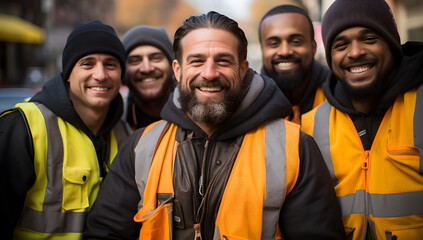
[{"x1": 0, "y1": 0, "x2": 422, "y2": 88}]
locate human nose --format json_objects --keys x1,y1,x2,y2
[
  {"x1": 348, "y1": 41, "x2": 366, "y2": 59},
  {"x1": 92, "y1": 64, "x2": 107, "y2": 81},
  {"x1": 139, "y1": 58, "x2": 154, "y2": 73},
  {"x1": 276, "y1": 41, "x2": 292, "y2": 56},
  {"x1": 201, "y1": 59, "x2": 220, "y2": 81}
]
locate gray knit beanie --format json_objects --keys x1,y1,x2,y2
[
  {"x1": 322, "y1": 0, "x2": 402, "y2": 68},
  {"x1": 121, "y1": 26, "x2": 173, "y2": 65}
]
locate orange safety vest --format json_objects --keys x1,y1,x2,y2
[
  {"x1": 133, "y1": 119, "x2": 301, "y2": 239},
  {"x1": 302, "y1": 86, "x2": 423, "y2": 240},
  {"x1": 289, "y1": 87, "x2": 326, "y2": 125}
]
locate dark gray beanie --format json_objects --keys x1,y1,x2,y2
[
  {"x1": 121, "y1": 26, "x2": 173, "y2": 64},
  {"x1": 322, "y1": 0, "x2": 402, "y2": 68},
  {"x1": 62, "y1": 20, "x2": 126, "y2": 81}
]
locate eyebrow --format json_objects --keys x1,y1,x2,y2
[
  {"x1": 333, "y1": 28, "x2": 377, "y2": 43},
  {"x1": 129, "y1": 51, "x2": 164, "y2": 58},
  {"x1": 186, "y1": 53, "x2": 236, "y2": 61}
]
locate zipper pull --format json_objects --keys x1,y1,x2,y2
[
  {"x1": 194, "y1": 223, "x2": 202, "y2": 240},
  {"x1": 362, "y1": 151, "x2": 369, "y2": 170}
]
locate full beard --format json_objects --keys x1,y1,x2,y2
[
  {"x1": 179, "y1": 77, "x2": 246, "y2": 126},
  {"x1": 266, "y1": 62, "x2": 305, "y2": 92}
]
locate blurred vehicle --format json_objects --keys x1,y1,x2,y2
[{"x1": 0, "y1": 87, "x2": 40, "y2": 113}]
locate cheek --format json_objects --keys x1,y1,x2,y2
[{"x1": 262, "y1": 49, "x2": 275, "y2": 65}]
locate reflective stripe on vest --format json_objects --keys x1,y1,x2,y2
[
  {"x1": 308, "y1": 86, "x2": 423, "y2": 239},
  {"x1": 414, "y1": 84, "x2": 423, "y2": 173},
  {"x1": 13, "y1": 102, "x2": 127, "y2": 239},
  {"x1": 134, "y1": 119, "x2": 300, "y2": 239}
]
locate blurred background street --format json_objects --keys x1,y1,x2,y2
[{"x1": 0, "y1": 0, "x2": 422, "y2": 111}]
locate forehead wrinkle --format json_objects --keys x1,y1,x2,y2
[{"x1": 181, "y1": 28, "x2": 238, "y2": 62}]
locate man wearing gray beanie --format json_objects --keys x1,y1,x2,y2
[
  {"x1": 121, "y1": 25, "x2": 175, "y2": 130},
  {"x1": 301, "y1": 0, "x2": 423, "y2": 239},
  {"x1": 0, "y1": 20, "x2": 129, "y2": 239}
]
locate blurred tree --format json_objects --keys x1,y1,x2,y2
[
  {"x1": 249, "y1": 0, "x2": 305, "y2": 42},
  {"x1": 115, "y1": 0, "x2": 197, "y2": 39}
]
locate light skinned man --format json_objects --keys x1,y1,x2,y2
[
  {"x1": 84, "y1": 11, "x2": 345, "y2": 240},
  {"x1": 302, "y1": 0, "x2": 423, "y2": 239},
  {"x1": 259, "y1": 5, "x2": 329, "y2": 124},
  {"x1": 121, "y1": 26, "x2": 175, "y2": 130},
  {"x1": 0, "y1": 20, "x2": 129, "y2": 239}
]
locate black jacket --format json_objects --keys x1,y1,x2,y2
[
  {"x1": 0, "y1": 73, "x2": 124, "y2": 239},
  {"x1": 84, "y1": 70, "x2": 345, "y2": 240},
  {"x1": 323, "y1": 41, "x2": 423, "y2": 150},
  {"x1": 261, "y1": 59, "x2": 330, "y2": 116},
  {"x1": 124, "y1": 91, "x2": 162, "y2": 129}
]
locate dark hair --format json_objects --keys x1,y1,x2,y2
[
  {"x1": 258, "y1": 5, "x2": 315, "y2": 43},
  {"x1": 173, "y1": 11, "x2": 248, "y2": 63}
]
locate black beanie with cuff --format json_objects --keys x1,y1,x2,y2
[
  {"x1": 322, "y1": 0, "x2": 402, "y2": 69},
  {"x1": 62, "y1": 20, "x2": 126, "y2": 81}
]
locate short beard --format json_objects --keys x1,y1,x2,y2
[
  {"x1": 266, "y1": 63, "x2": 305, "y2": 92},
  {"x1": 340, "y1": 73, "x2": 386, "y2": 100},
  {"x1": 179, "y1": 77, "x2": 247, "y2": 126}
]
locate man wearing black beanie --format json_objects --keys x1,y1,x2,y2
[
  {"x1": 0, "y1": 20, "x2": 130, "y2": 239},
  {"x1": 121, "y1": 25, "x2": 175, "y2": 130},
  {"x1": 302, "y1": 0, "x2": 423, "y2": 239}
]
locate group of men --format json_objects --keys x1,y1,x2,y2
[{"x1": 1, "y1": 0, "x2": 422, "y2": 239}]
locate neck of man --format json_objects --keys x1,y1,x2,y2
[
  {"x1": 188, "y1": 113, "x2": 218, "y2": 137},
  {"x1": 76, "y1": 106, "x2": 108, "y2": 136},
  {"x1": 351, "y1": 96, "x2": 376, "y2": 114},
  {"x1": 134, "y1": 94, "x2": 169, "y2": 118},
  {"x1": 283, "y1": 74, "x2": 311, "y2": 106}
]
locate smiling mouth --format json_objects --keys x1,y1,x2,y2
[
  {"x1": 89, "y1": 86, "x2": 109, "y2": 91},
  {"x1": 141, "y1": 77, "x2": 159, "y2": 83},
  {"x1": 348, "y1": 64, "x2": 373, "y2": 74},
  {"x1": 199, "y1": 86, "x2": 223, "y2": 92},
  {"x1": 276, "y1": 62, "x2": 295, "y2": 68}
]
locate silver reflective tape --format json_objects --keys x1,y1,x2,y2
[
  {"x1": 134, "y1": 120, "x2": 168, "y2": 208},
  {"x1": 19, "y1": 206, "x2": 86, "y2": 233},
  {"x1": 37, "y1": 104, "x2": 64, "y2": 210},
  {"x1": 414, "y1": 85, "x2": 423, "y2": 174},
  {"x1": 262, "y1": 119, "x2": 287, "y2": 239},
  {"x1": 339, "y1": 190, "x2": 423, "y2": 218},
  {"x1": 313, "y1": 101, "x2": 338, "y2": 186}
]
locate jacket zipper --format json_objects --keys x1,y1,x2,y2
[{"x1": 195, "y1": 139, "x2": 210, "y2": 239}]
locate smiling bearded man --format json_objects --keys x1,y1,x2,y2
[{"x1": 178, "y1": 71, "x2": 251, "y2": 125}]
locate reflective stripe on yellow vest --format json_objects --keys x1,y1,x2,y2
[
  {"x1": 12, "y1": 102, "x2": 127, "y2": 240},
  {"x1": 133, "y1": 119, "x2": 300, "y2": 239},
  {"x1": 302, "y1": 85, "x2": 423, "y2": 240}
]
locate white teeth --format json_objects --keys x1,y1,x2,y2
[
  {"x1": 199, "y1": 87, "x2": 221, "y2": 92},
  {"x1": 277, "y1": 62, "x2": 294, "y2": 68},
  {"x1": 350, "y1": 66, "x2": 369, "y2": 73},
  {"x1": 142, "y1": 78, "x2": 156, "y2": 83},
  {"x1": 90, "y1": 87, "x2": 108, "y2": 91}
]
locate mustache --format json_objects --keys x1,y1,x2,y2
[
  {"x1": 271, "y1": 56, "x2": 301, "y2": 65},
  {"x1": 340, "y1": 58, "x2": 377, "y2": 69},
  {"x1": 190, "y1": 78, "x2": 230, "y2": 89}
]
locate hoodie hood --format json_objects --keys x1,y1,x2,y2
[
  {"x1": 323, "y1": 41, "x2": 423, "y2": 116},
  {"x1": 161, "y1": 69, "x2": 292, "y2": 140},
  {"x1": 30, "y1": 73, "x2": 124, "y2": 137}
]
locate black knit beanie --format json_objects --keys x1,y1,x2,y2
[
  {"x1": 121, "y1": 25, "x2": 173, "y2": 65},
  {"x1": 322, "y1": 0, "x2": 402, "y2": 69},
  {"x1": 62, "y1": 20, "x2": 126, "y2": 81}
]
